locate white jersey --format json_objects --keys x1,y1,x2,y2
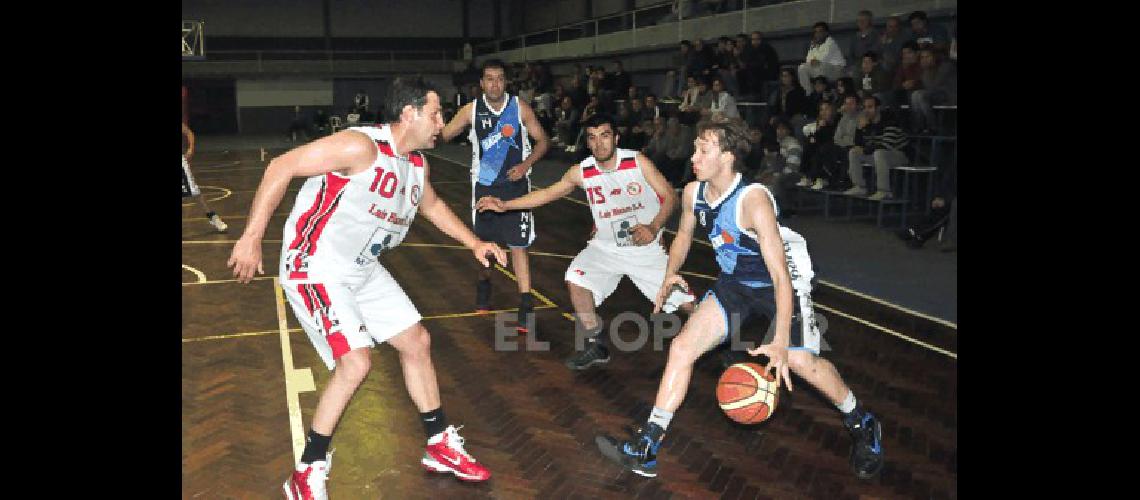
[
  {"x1": 280, "y1": 125, "x2": 426, "y2": 284},
  {"x1": 579, "y1": 149, "x2": 664, "y2": 254}
]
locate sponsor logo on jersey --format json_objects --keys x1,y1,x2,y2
[
  {"x1": 410, "y1": 185, "x2": 421, "y2": 206},
  {"x1": 626, "y1": 181, "x2": 643, "y2": 196}
]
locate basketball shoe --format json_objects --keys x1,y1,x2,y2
[
  {"x1": 208, "y1": 213, "x2": 228, "y2": 232},
  {"x1": 422, "y1": 425, "x2": 491, "y2": 482},
  {"x1": 845, "y1": 411, "x2": 884, "y2": 479},
  {"x1": 282, "y1": 451, "x2": 332, "y2": 500},
  {"x1": 595, "y1": 422, "x2": 664, "y2": 477}
]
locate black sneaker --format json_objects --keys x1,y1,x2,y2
[
  {"x1": 847, "y1": 412, "x2": 885, "y2": 479},
  {"x1": 475, "y1": 279, "x2": 491, "y2": 312},
  {"x1": 564, "y1": 343, "x2": 610, "y2": 370},
  {"x1": 595, "y1": 422, "x2": 665, "y2": 477}
]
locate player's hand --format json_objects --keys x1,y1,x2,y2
[
  {"x1": 630, "y1": 224, "x2": 656, "y2": 245},
  {"x1": 185, "y1": 150, "x2": 194, "y2": 161},
  {"x1": 748, "y1": 341, "x2": 793, "y2": 392},
  {"x1": 507, "y1": 163, "x2": 531, "y2": 181},
  {"x1": 476, "y1": 196, "x2": 506, "y2": 213},
  {"x1": 931, "y1": 196, "x2": 945, "y2": 209},
  {"x1": 227, "y1": 235, "x2": 264, "y2": 284},
  {"x1": 472, "y1": 240, "x2": 507, "y2": 268},
  {"x1": 654, "y1": 274, "x2": 691, "y2": 314}
]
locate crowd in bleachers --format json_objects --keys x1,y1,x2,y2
[{"x1": 449, "y1": 8, "x2": 957, "y2": 249}]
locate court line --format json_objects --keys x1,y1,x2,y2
[
  {"x1": 181, "y1": 305, "x2": 558, "y2": 343},
  {"x1": 181, "y1": 264, "x2": 207, "y2": 283},
  {"x1": 274, "y1": 278, "x2": 316, "y2": 464},
  {"x1": 189, "y1": 160, "x2": 242, "y2": 171},
  {"x1": 814, "y1": 303, "x2": 957, "y2": 359}
]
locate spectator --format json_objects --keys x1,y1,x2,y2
[
  {"x1": 798, "y1": 22, "x2": 846, "y2": 93},
  {"x1": 552, "y1": 96, "x2": 581, "y2": 149},
  {"x1": 854, "y1": 52, "x2": 893, "y2": 105},
  {"x1": 897, "y1": 155, "x2": 955, "y2": 251},
  {"x1": 755, "y1": 120, "x2": 803, "y2": 205},
  {"x1": 844, "y1": 95, "x2": 909, "y2": 200},
  {"x1": 909, "y1": 47, "x2": 957, "y2": 134},
  {"x1": 664, "y1": 40, "x2": 697, "y2": 98},
  {"x1": 660, "y1": 117, "x2": 697, "y2": 186},
  {"x1": 713, "y1": 36, "x2": 741, "y2": 95},
  {"x1": 743, "y1": 31, "x2": 780, "y2": 100},
  {"x1": 708, "y1": 77, "x2": 741, "y2": 119},
  {"x1": 805, "y1": 76, "x2": 835, "y2": 120},
  {"x1": 908, "y1": 11, "x2": 950, "y2": 53},
  {"x1": 313, "y1": 109, "x2": 329, "y2": 136},
  {"x1": 744, "y1": 124, "x2": 768, "y2": 178},
  {"x1": 797, "y1": 101, "x2": 839, "y2": 188},
  {"x1": 607, "y1": 60, "x2": 633, "y2": 100},
  {"x1": 288, "y1": 105, "x2": 309, "y2": 142},
  {"x1": 645, "y1": 94, "x2": 662, "y2": 120},
  {"x1": 878, "y1": 15, "x2": 908, "y2": 74},
  {"x1": 833, "y1": 76, "x2": 857, "y2": 106},
  {"x1": 691, "y1": 38, "x2": 716, "y2": 80},
  {"x1": 767, "y1": 67, "x2": 810, "y2": 131},
  {"x1": 567, "y1": 75, "x2": 588, "y2": 108},
  {"x1": 352, "y1": 90, "x2": 370, "y2": 115},
  {"x1": 807, "y1": 94, "x2": 861, "y2": 190},
  {"x1": 892, "y1": 42, "x2": 923, "y2": 108},
  {"x1": 847, "y1": 10, "x2": 882, "y2": 76},
  {"x1": 679, "y1": 76, "x2": 712, "y2": 125},
  {"x1": 345, "y1": 106, "x2": 361, "y2": 125},
  {"x1": 567, "y1": 94, "x2": 601, "y2": 153},
  {"x1": 657, "y1": 0, "x2": 698, "y2": 24}
]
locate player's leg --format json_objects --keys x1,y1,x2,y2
[
  {"x1": 563, "y1": 244, "x2": 623, "y2": 370},
  {"x1": 472, "y1": 184, "x2": 497, "y2": 312},
  {"x1": 510, "y1": 246, "x2": 534, "y2": 332},
  {"x1": 183, "y1": 155, "x2": 227, "y2": 232},
  {"x1": 356, "y1": 266, "x2": 490, "y2": 482},
  {"x1": 281, "y1": 282, "x2": 375, "y2": 499},
  {"x1": 596, "y1": 288, "x2": 732, "y2": 477}
]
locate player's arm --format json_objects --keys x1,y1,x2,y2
[
  {"x1": 634, "y1": 153, "x2": 677, "y2": 241},
  {"x1": 653, "y1": 181, "x2": 699, "y2": 313},
  {"x1": 440, "y1": 101, "x2": 473, "y2": 142},
  {"x1": 419, "y1": 157, "x2": 507, "y2": 268},
  {"x1": 477, "y1": 165, "x2": 581, "y2": 212},
  {"x1": 510, "y1": 100, "x2": 550, "y2": 179},
  {"x1": 227, "y1": 130, "x2": 375, "y2": 283},
  {"x1": 182, "y1": 123, "x2": 195, "y2": 159},
  {"x1": 741, "y1": 188, "x2": 796, "y2": 390}
]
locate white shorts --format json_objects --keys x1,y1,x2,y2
[
  {"x1": 564, "y1": 240, "x2": 695, "y2": 308},
  {"x1": 282, "y1": 264, "x2": 422, "y2": 371},
  {"x1": 181, "y1": 155, "x2": 200, "y2": 197}
]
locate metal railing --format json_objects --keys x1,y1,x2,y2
[
  {"x1": 475, "y1": 0, "x2": 795, "y2": 57},
  {"x1": 186, "y1": 49, "x2": 456, "y2": 71}
]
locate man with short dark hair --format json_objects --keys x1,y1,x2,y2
[
  {"x1": 907, "y1": 11, "x2": 950, "y2": 52},
  {"x1": 854, "y1": 51, "x2": 893, "y2": 105},
  {"x1": 844, "y1": 95, "x2": 909, "y2": 200},
  {"x1": 798, "y1": 22, "x2": 847, "y2": 93},
  {"x1": 441, "y1": 59, "x2": 551, "y2": 328},
  {"x1": 847, "y1": 10, "x2": 881, "y2": 76},
  {"x1": 743, "y1": 31, "x2": 780, "y2": 99},
  {"x1": 229, "y1": 77, "x2": 505, "y2": 498},
  {"x1": 879, "y1": 15, "x2": 907, "y2": 73}
]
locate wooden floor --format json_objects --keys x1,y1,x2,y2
[{"x1": 182, "y1": 146, "x2": 957, "y2": 499}]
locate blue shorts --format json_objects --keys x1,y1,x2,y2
[{"x1": 704, "y1": 275, "x2": 820, "y2": 354}]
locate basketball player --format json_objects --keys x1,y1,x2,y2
[
  {"x1": 441, "y1": 59, "x2": 550, "y2": 333},
  {"x1": 182, "y1": 122, "x2": 227, "y2": 232},
  {"x1": 227, "y1": 78, "x2": 504, "y2": 499},
  {"x1": 476, "y1": 113, "x2": 696, "y2": 370},
  {"x1": 595, "y1": 117, "x2": 885, "y2": 480}
]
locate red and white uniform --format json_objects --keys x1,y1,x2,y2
[
  {"x1": 565, "y1": 149, "x2": 694, "y2": 308},
  {"x1": 279, "y1": 125, "x2": 426, "y2": 370}
]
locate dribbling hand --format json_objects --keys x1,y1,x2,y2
[{"x1": 748, "y1": 342, "x2": 793, "y2": 392}]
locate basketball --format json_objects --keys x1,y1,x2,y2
[{"x1": 717, "y1": 362, "x2": 779, "y2": 424}]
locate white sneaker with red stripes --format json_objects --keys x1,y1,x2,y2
[
  {"x1": 421, "y1": 425, "x2": 491, "y2": 481},
  {"x1": 283, "y1": 451, "x2": 333, "y2": 500}
]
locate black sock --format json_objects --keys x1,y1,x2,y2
[
  {"x1": 206, "y1": 210, "x2": 217, "y2": 219},
  {"x1": 421, "y1": 407, "x2": 448, "y2": 439},
  {"x1": 520, "y1": 292, "x2": 534, "y2": 310},
  {"x1": 300, "y1": 429, "x2": 332, "y2": 464},
  {"x1": 584, "y1": 323, "x2": 607, "y2": 351}
]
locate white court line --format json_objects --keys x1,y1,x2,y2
[
  {"x1": 814, "y1": 303, "x2": 957, "y2": 359},
  {"x1": 188, "y1": 160, "x2": 243, "y2": 171},
  {"x1": 181, "y1": 265, "x2": 207, "y2": 283},
  {"x1": 182, "y1": 185, "x2": 233, "y2": 206},
  {"x1": 273, "y1": 278, "x2": 316, "y2": 463}
]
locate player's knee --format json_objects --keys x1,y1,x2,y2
[
  {"x1": 667, "y1": 333, "x2": 701, "y2": 365},
  {"x1": 786, "y1": 350, "x2": 815, "y2": 375},
  {"x1": 337, "y1": 348, "x2": 372, "y2": 383},
  {"x1": 402, "y1": 325, "x2": 433, "y2": 360}
]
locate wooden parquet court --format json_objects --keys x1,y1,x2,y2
[{"x1": 182, "y1": 144, "x2": 957, "y2": 499}]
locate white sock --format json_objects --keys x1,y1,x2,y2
[
  {"x1": 837, "y1": 390, "x2": 857, "y2": 414},
  {"x1": 648, "y1": 406, "x2": 674, "y2": 431}
]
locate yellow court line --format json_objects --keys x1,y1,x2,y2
[
  {"x1": 814, "y1": 303, "x2": 957, "y2": 360},
  {"x1": 274, "y1": 278, "x2": 314, "y2": 463},
  {"x1": 494, "y1": 264, "x2": 557, "y2": 308},
  {"x1": 181, "y1": 264, "x2": 207, "y2": 283}
]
